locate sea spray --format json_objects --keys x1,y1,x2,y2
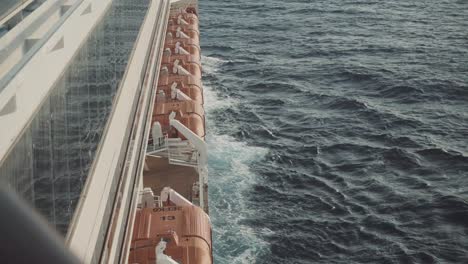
[{"x1": 203, "y1": 55, "x2": 271, "y2": 263}]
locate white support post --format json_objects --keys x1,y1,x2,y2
[{"x1": 169, "y1": 114, "x2": 207, "y2": 210}]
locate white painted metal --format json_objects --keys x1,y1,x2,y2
[
  {"x1": 141, "y1": 188, "x2": 156, "y2": 208},
  {"x1": 0, "y1": 0, "x2": 82, "y2": 87},
  {"x1": 176, "y1": 15, "x2": 189, "y2": 26},
  {"x1": 0, "y1": 0, "x2": 34, "y2": 27},
  {"x1": 169, "y1": 115, "x2": 208, "y2": 210},
  {"x1": 169, "y1": 118, "x2": 207, "y2": 166},
  {"x1": 146, "y1": 117, "x2": 207, "y2": 209},
  {"x1": 175, "y1": 26, "x2": 189, "y2": 38},
  {"x1": 167, "y1": 139, "x2": 198, "y2": 167},
  {"x1": 175, "y1": 42, "x2": 189, "y2": 55},
  {"x1": 155, "y1": 240, "x2": 179, "y2": 264},
  {"x1": 152, "y1": 122, "x2": 164, "y2": 146},
  {"x1": 170, "y1": 82, "x2": 191, "y2": 101},
  {"x1": 172, "y1": 59, "x2": 180, "y2": 73},
  {"x1": 0, "y1": 0, "x2": 108, "y2": 166},
  {"x1": 65, "y1": 0, "x2": 170, "y2": 262},
  {"x1": 172, "y1": 59, "x2": 191, "y2": 76},
  {"x1": 96, "y1": 1, "x2": 170, "y2": 262},
  {"x1": 160, "y1": 187, "x2": 193, "y2": 207}
]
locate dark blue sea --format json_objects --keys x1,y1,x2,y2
[
  {"x1": 0, "y1": 0, "x2": 467, "y2": 262},
  {"x1": 200, "y1": 0, "x2": 468, "y2": 263}
]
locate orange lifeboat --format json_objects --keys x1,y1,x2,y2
[
  {"x1": 165, "y1": 37, "x2": 199, "y2": 47},
  {"x1": 166, "y1": 31, "x2": 200, "y2": 45},
  {"x1": 152, "y1": 100, "x2": 205, "y2": 139},
  {"x1": 131, "y1": 5, "x2": 211, "y2": 264},
  {"x1": 162, "y1": 54, "x2": 200, "y2": 67},
  {"x1": 154, "y1": 5, "x2": 204, "y2": 139},
  {"x1": 157, "y1": 81, "x2": 203, "y2": 105},
  {"x1": 158, "y1": 74, "x2": 203, "y2": 104},
  {"x1": 164, "y1": 42, "x2": 200, "y2": 58},
  {"x1": 158, "y1": 74, "x2": 201, "y2": 88},
  {"x1": 161, "y1": 59, "x2": 201, "y2": 79},
  {"x1": 169, "y1": 12, "x2": 199, "y2": 26},
  {"x1": 167, "y1": 25, "x2": 199, "y2": 36},
  {"x1": 129, "y1": 205, "x2": 212, "y2": 264}
]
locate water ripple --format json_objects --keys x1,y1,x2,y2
[{"x1": 201, "y1": 0, "x2": 468, "y2": 262}]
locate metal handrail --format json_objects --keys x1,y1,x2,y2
[{"x1": 0, "y1": 0, "x2": 84, "y2": 92}]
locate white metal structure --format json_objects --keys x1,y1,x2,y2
[
  {"x1": 0, "y1": 0, "x2": 35, "y2": 27},
  {"x1": 155, "y1": 241, "x2": 179, "y2": 264},
  {"x1": 169, "y1": 120, "x2": 208, "y2": 210},
  {"x1": 0, "y1": 0, "x2": 109, "y2": 165},
  {"x1": 0, "y1": 0, "x2": 81, "y2": 84},
  {"x1": 0, "y1": 0, "x2": 207, "y2": 262},
  {"x1": 65, "y1": 0, "x2": 170, "y2": 262},
  {"x1": 0, "y1": 0, "x2": 171, "y2": 262},
  {"x1": 146, "y1": 114, "x2": 209, "y2": 211}
]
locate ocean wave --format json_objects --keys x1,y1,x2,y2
[
  {"x1": 416, "y1": 148, "x2": 468, "y2": 169},
  {"x1": 203, "y1": 55, "x2": 271, "y2": 263},
  {"x1": 382, "y1": 148, "x2": 422, "y2": 170},
  {"x1": 202, "y1": 55, "x2": 228, "y2": 73},
  {"x1": 323, "y1": 97, "x2": 369, "y2": 110},
  {"x1": 208, "y1": 134, "x2": 271, "y2": 264},
  {"x1": 203, "y1": 83, "x2": 238, "y2": 113},
  {"x1": 202, "y1": 44, "x2": 235, "y2": 52},
  {"x1": 366, "y1": 133, "x2": 423, "y2": 149},
  {"x1": 380, "y1": 85, "x2": 425, "y2": 98},
  {"x1": 200, "y1": 0, "x2": 468, "y2": 262},
  {"x1": 337, "y1": 68, "x2": 382, "y2": 82},
  {"x1": 244, "y1": 82, "x2": 304, "y2": 94},
  {"x1": 251, "y1": 98, "x2": 285, "y2": 106}
]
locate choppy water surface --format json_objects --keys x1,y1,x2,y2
[{"x1": 201, "y1": 0, "x2": 468, "y2": 263}]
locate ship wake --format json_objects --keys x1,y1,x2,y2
[{"x1": 203, "y1": 55, "x2": 271, "y2": 264}]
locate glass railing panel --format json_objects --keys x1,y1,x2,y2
[{"x1": 0, "y1": 0, "x2": 150, "y2": 234}]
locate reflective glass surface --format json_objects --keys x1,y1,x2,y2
[{"x1": 0, "y1": 0, "x2": 149, "y2": 234}]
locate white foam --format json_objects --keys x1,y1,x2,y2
[
  {"x1": 203, "y1": 55, "x2": 271, "y2": 263},
  {"x1": 207, "y1": 133, "x2": 270, "y2": 264},
  {"x1": 203, "y1": 83, "x2": 237, "y2": 113},
  {"x1": 202, "y1": 55, "x2": 228, "y2": 73},
  {"x1": 201, "y1": 55, "x2": 237, "y2": 113}
]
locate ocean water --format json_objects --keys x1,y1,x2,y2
[{"x1": 200, "y1": 0, "x2": 468, "y2": 263}]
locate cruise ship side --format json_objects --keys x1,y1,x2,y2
[
  {"x1": 128, "y1": 3, "x2": 212, "y2": 264},
  {"x1": 0, "y1": 0, "x2": 212, "y2": 263}
]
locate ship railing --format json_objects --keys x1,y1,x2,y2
[
  {"x1": 147, "y1": 136, "x2": 168, "y2": 156},
  {"x1": 167, "y1": 117, "x2": 208, "y2": 211},
  {"x1": 147, "y1": 136, "x2": 199, "y2": 167},
  {"x1": 154, "y1": 195, "x2": 162, "y2": 208},
  {"x1": 167, "y1": 138, "x2": 198, "y2": 167}
]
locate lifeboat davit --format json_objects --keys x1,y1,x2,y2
[
  {"x1": 168, "y1": 24, "x2": 199, "y2": 35},
  {"x1": 152, "y1": 4, "x2": 205, "y2": 139},
  {"x1": 161, "y1": 59, "x2": 201, "y2": 79},
  {"x1": 162, "y1": 54, "x2": 200, "y2": 66},
  {"x1": 131, "y1": 5, "x2": 211, "y2": 264},
  {"x1": 164, "y1": 42, "x2": 200, "y2": 58},
  {"x1": 169, "y1": 12, "x2": 199, "y2": 26},
  {"x1": 152, "y1": 100, "x2": 205, "y2": 139},
  {"x1": 157, "y1": 79, "x2": 203, "y2": 105},
  {"x1": 166, "y1": 36, "x2": 200, "y2": 48}
]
